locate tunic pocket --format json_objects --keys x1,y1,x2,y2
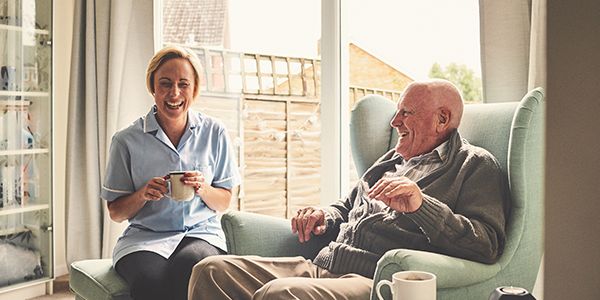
[{"x1": 196, "y1": 165, "x2": 214, "y2": 185}]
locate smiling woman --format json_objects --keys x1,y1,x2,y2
[
  {"x1": 151, "y1": 57, "x2": 196, "y2": 146},
  {"x1": 100, "y1": 45, "x2": 241, "y2": 299}
]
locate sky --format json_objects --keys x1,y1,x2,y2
[{"x1": 228, "y1": 0, "x2": 481, "y2": 80}]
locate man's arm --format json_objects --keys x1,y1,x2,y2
[
  {"x1": 370, "y1": 155, "x2": 508, "y2": 264},
  {"x1": 409, "y1": 160, "x2": 508, "y2": 263}
]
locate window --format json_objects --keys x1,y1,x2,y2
[{"x1": 157, "y1": 0, "x2": 482, "y2": 217}]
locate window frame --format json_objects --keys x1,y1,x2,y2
[{"x1": 320, "y1": 0, "x2": 349, "y2": 205}]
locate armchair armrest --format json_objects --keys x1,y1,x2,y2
[
  {"x1": 373, "y1": 249, "x2": 501, "y2": 299},
  {"x1": 221, "y1": 210, "x2": 335, "y2": 259}
]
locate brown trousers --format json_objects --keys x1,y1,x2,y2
[{"x1": 188, "y1": 255, "x2": 373, "y2": 300}]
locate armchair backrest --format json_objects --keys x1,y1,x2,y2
[
  {"x1": 350, "y1": 88, "x2": 544, "y2": 291},
  {"x1": 349, "y1": 95, "x2": 398, "y2": 176}
]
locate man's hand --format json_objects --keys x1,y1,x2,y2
[
  {"x1": 368, "y1": 176, "x2": 424, "y2": 213},
  {"x1": 291, "y1": 206, "x2": 326, "y2": 243}
]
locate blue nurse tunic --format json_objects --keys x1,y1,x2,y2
[{"x1": 101, "y1": 106, "x2": 241, "y2": 266}]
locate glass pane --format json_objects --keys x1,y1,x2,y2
[
  {"x1": 0, "y1": 209, "x2": 51, "y2": 288},
  {"x1": 346, "y1": 0, "x2": 482, "y2": 185},
  {"x1": 0, "y1": 0, "x2": 53, "y2": 289},
  {"x1": 161, "y1": 0, "x2": 321, "y2": 219},
  {"x1": 0, "y1": 0, "x2": 52, "y2": 94}
]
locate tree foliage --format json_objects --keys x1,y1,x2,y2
[{"x1": 429, "y1": 62, "x2": 482, "y2": 103}]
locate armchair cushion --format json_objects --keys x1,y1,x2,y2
[
  {"x1": 375, "y1": 249, "x2": 501, "y2": 289},
  {"x1": 70, "y1": 259, "x2": 131, "y2": 300},
  {"x1": 222, "y1": 210, "x2": 336, "y2": 259}
]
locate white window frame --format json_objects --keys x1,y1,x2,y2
[
  {"x1": 320, "y1": 0, "x2": 349, "y2": 205},
  {"x1": 153, "y1": 0, "x2": 163, "y2": 51}
]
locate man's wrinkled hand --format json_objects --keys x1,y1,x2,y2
[
  {"x1": 291, "y1": 206, "x2": 326, "y2": 243},
  {"x1": 368, "y1": 176, "x2": 424, "y2": 213}
]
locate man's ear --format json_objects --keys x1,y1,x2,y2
[{"x1": 437, "y1": 109, "x2": 451, "y2": 132}]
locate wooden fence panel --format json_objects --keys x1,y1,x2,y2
[
  {"x1": 242, "y1": 99, "x2": 288, "y2": 217},
  {"x1": 288, "y1": 101, "x2": 321, "y2": 216}
]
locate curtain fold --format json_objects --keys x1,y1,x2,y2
[
  {"x1": 479, "y1": 0, "x2": 532, "y2": 103},
  {"x1": 479, "y1": 0, "x2": 547, "y2": 103},
  {"x1": 528, "y1": 0, "x2": 546, "y2": 91},
  {"x1": 66, "y1": 0, "x2": 155, "y2": 265}
]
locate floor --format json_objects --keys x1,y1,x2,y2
[
  {"x1": 28, "y1": 292, "x2": 74, "y2": 300},
  {"x1": 28, "y1": 275, "x2": 75, "y2": 300}
]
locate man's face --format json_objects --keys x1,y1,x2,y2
[
  {"x1": 390, "y1": 91, "x2": 441, "y2": 160},
  {"x1": 152, "y1": 58, "x2": 196, "y2": 122}
]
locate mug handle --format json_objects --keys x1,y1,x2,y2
[
  {"x1": 376, "y1": 279, "x2": 394, "y2": 300},
  {"x1": 165, "y1": 177, "x2": 172, "y2": 198}
]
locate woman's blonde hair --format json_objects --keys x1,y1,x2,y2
[{"x1": 146, "y1": 45, "x2": 203, "y2": 99}]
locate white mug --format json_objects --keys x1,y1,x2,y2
[
  {"x1": 167, "y1": 171, "x2": 195, "y2": 201},
  {"x1": 376, "y1": 271, "x2": 436, "y2": 300}
]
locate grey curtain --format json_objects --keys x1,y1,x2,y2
[
  {"x1": 66, "y1": 0, "x2": 155, "y2": 265},
  {"x1": 479, "y1": 0, "x2": 546, "y2": 297},
  {"x1": 527, "y1": 0, "x2": 546, "y2": 91},
  {"x1": 479, "y1": 0, "x2": 546, "y2": 103}
]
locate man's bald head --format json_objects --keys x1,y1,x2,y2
[
  {"x1": 390, "y1": 80, "x2": 464, "y2": 159},
  {"x1": 403, "y1": 79, "x2": 464, "y2": 129}
]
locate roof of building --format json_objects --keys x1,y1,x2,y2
[
  {"x1": 162, "y1": 0, "x2": 227, "y2": 47},
  {"x1": 349, "y1": 41, "x2": 414, "y2": 80}
]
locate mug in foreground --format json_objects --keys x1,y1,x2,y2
[{"x1": 376, "y1": 271, "x2": 436, "y2": 300}]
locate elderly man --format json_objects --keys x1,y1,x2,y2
[{"x1": 189, "y1": 80, "x2": 509, "y2": 300}]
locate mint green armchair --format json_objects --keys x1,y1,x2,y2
[{"x1": 222, "y1": 88, "x2": 545, "y2": 300}]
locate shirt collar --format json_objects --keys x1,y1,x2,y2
[
  {"x1": 143, "y1": 105, "x2": 203, "y2": 133},
  {"x1": 433, "y1": 140, "x2": 449, "y2": 162},
  {"x1": 400, "y1": 140, "x2": 449, "y2": 164}
]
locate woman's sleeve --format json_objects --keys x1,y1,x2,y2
[
  {"x1": 101, "y1": 136, "x2": 135, "y2": 202},
  {"x1": 210, "y1": 127, "x2": 241, "y2": 190}
]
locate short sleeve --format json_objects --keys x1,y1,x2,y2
[
  {"x1": 210, "y1": 128, "x2": 241, "y2": 190},
  {"x1": 101, "y1": 135, "x2": 135, "y2": 202}
]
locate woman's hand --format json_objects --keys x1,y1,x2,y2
[
  {"x1": 107, "y1": 176, "x2": 168, "y2": 222},
  {"x1": 140, "y1": 176, "x2": 169, "y2": 201},
  {"x1": 291, "y1": 206, "x2": 327, "y2": 243},
  {"x1": 180, "y1": 171, "x2": 205, "y2": 196},
  {"x1": 180, "y1": 170, "x2": 232, "y2": 212}
]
